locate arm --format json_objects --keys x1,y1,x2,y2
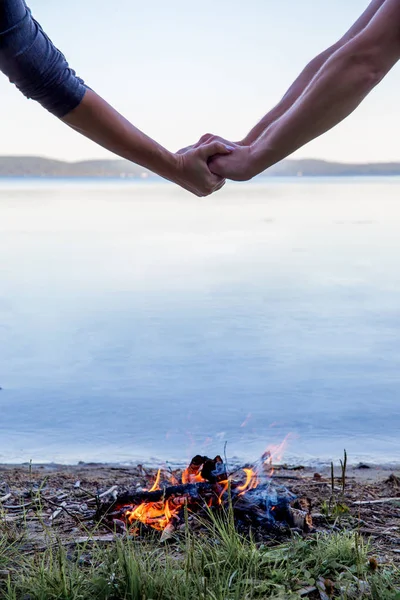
[
  {"x1": 0, "y1": 0, "x2": 229, "y2": 196},
  {"x1": 179, "y1": 0, "x2": 386, "y2": 163},
  {"x1": 211, "y1": 0, "x2": 400, "y2": 180},
  {"x1": 240, "y1": 0, "x2": 385, "y2": 146},
  {"x1": 241, "y1": 0, "x2": 387, "y2": 145},
  {"x1": 61, "y1": 89, "x2": 231, "y2": 196}
]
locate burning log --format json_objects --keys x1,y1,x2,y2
[
  {"x1": 98, "y1": 482, "x2": 214, "y2": 516},
  {"x1": 182, "y1": 455, "x2": 227, "y2": 484},
  {"x1": 96, "y1": 453, "x2": 313, "y2": 538}
]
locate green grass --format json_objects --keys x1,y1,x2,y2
[{"x1": 1, "y1": 514, "x2": 399, "y2": 600}]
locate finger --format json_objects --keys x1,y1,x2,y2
[
  {"x1": 200, "y1": 141, "x2": 235, "y2": 159},
  {"x1": 203, "y1": 178, "x2": 225, "y2": 197},
  {"x1": 176, "y1": 144, "x2": 194, "y2": 155},
  {"x1": 214, "y1": 179, "x2": 226, "y2": 192},
  {"x1": 193, "y1": 134, "x2": 231, "y2": 150},
  {"x1": 197, "y1": 133, "x2": 214, "y2": 145},
  {"x1": 208, "y1": 156, "x2": 227, "y2": 177},
  {"x1": 176, "y1": 137, "x2": 211, "y2": 154},
  {"x1": 189, "y1": 136, "x2": 214, "y2": 151},
  {"x1": 192, "y1": 133, "x2": 231, "y2": 151}
]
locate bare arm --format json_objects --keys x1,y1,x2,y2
[
  {"x1": 211, "y1": 0, "x2": 400, "y2": 180},
  {"x1": 62, "y1": 90, "x2": 231, "y2": 196},
  {"x1": 241, "y1": 0, "x2": 386, "y2": 145},
  {"x1": 0, "y1": 0, "x2": 230, "y2": 196}
]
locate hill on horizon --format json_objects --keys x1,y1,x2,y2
[{"x1": 1, "y1": 155, "x2": 400, "y2": 178}]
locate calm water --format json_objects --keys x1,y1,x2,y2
[{"x1": 1, "y1": 177, "x2": 400, "y2": 466}]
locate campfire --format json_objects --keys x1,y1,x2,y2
[{"x1": 98, "y1": 448, "x2": 313, "y2": 540}]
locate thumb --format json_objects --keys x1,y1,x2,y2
[
  {"x1": 209, "y1": 154, "x2": 227, "y2": 176},
  {"x1": 200, "y1": 141, "x2": 235, "y2": 160}
]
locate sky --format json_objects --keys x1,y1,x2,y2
[{"x1": 1, "y1": 0, "x2": 400, "y2": 164}]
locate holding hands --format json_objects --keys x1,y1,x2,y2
[
  {"x1": 177, "y1": 134, "x2": 255, "y2": 186},
  {"x1": 172, "y1": 138, "x2": 237, "y2": 197}
]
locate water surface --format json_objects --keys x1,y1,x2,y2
[{"x1": 1, "y1": 178, "x2": 399, "y2": 466}]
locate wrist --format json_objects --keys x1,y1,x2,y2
[
  {"x1": 155, "y1": 148, "x2": 180, "y2": 182},
  {"x1": 238, "y1": 136, "x2": 252, "y2": 147},
  {"x1": 130, "y1": 144, "x2": 179, "y2": 182},
  {"x1": 247, "y1": 142, "x2": 278, "y2": 177}
]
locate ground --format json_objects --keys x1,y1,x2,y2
[{"x1": 1, "y1": 461, "x2": 399, "y2": 599}]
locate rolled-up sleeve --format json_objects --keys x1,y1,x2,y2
[{"x1": 0, "y1": 0, "x2": 87, "y2": 117}]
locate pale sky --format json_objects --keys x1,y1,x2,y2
[{"x1": 1, "y1": 0, "x2": 400, "y2": 163}]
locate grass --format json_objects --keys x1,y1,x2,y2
[{"x1": 1, "y1": 510, "x2": 399, "y2": 600}]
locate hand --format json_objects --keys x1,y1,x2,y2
[
  {"x1": 174, "y1": 139, "x2": 235, "y2": 197},
  {"x1": 209, "y1": 144, "x2": 255, "y2": 181},
  {"x1": 177, "y1": 133, "x2": 242, "y2": 156},
  {"x1": 178, "y1": 133, "x2": 255, "y2": 182}
]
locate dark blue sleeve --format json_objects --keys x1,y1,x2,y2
[{"x1": 0, "y1": 0, "x2": 87, "y2": 118}]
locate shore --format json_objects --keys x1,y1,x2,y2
[
  {"x1": 1, "y1": 460, "x2": 399, "y2": 598},
  {"x1": 1, "y1": 462, "x2": 399, "y2": 554},
  {"x1": 1, "y1": 460, "x2": 399, "y2": 483},
  {"x1": 1, "y1": 461, "x2": 399, "y2": 551}
]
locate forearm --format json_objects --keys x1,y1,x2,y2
[
  {"x1": 63, "y1": 96, "x2": 231, "y2": 195},
  {"x1": 248, "y1": 2, "x2": 400, "y2": 176},
  {"x1": 241, "y1": 0, "x2": 386, "y2": 146},
  {"x1": 241, "y1": 46, "x2": 341, "y2": 145},
  {"x1": 62, "y1": 90, "x2": 179, "y2": 181}
]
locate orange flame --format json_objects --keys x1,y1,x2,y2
[
  {"x1": 182, "y1": 469, "x2": 206, "y2": 484},
  {"x1": 123, "y1": 468, "x2": 183, "y2": 531},
  {"x1": 217, "y1": 480, "x2": 229, "y2": 505},
  {"x1": 181, "y1": 459, "x2": 207, "y2": 485},
  {"x1": 261, "y1": 434, "x2": 292, "y2": 477},
  {"x1": 237, "y1": 468, "x2": 259, "y2": 495},
  {"x1": 120, "y1": 437, "x2": 290, "y2": 533},
  {"x1": 148, "y1": 468, "x2": 161, "y2": 492},
  {"x1": 125, "y1": 498, "x2": 181, "y2": 531}
]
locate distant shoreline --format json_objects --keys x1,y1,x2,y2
[
  {"x1": 2, "y1": 156, "x2": 400, "y2": 178},
  {"x1": 1, "y1": 174, "x2": 400, "y2": 185},
  {"x1": 1, "y1": 460, "x2": 400, "y2": 471}
]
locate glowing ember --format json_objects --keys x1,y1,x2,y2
[{"x1": 125, "y1": 498, "x2": 180, "y2": 531}]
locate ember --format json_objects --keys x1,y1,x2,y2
[{"x1": 99, "y1": 448, "x2": 313, "y2": 539}]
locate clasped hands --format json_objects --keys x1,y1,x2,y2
[{"x1": 174, "y1": 133, "x2": 256, "y2": 198}]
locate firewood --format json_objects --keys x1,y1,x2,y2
[
  {"x1": 353, "y1": 497, "x2": 400, "y2": 506},
  {"x1": 96, "y1": 482, "x2": 215, "y2": 518},
  {"x1": 87, "y1": 485, "x2": 118, "y2": 504},
  {"x1": 49, "y1": 502, "x2": 67, "y2": 522},
  {"x1": 200, "y1": 456, "x2": 227, "y2": 483}
]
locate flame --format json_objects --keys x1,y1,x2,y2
[
  {"x1": 182, "y1": 468, "x2": 206, "y2": 484},
  {"x1": 148, "y1": 468, "x2": 161, "y2": 492},
  {"x1": 118, "y1": 437, "x2": 291, "y2": 533},
  {"x1": 217, "y1": 480, "x2": 229, "y2": 505},
  {"x1": 181, "y1": 457, "x2": 208, "y2": 485},
  {"x1": 261, "y1": 434, "x2": 292, "y2": 477},
  {"x1": 169, "y1": 474, "x2": 179, "y2": 486},
  {"x1": 237, "y1": 468, "x2": 259, "y2": 495},
  {"x1": 125, "y1": 498, "x2": 181, "y2": 531},
  {"x1": 123, "y1": 468, "x2": 183, "y2": 531}
]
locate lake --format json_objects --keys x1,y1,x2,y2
[{"x1": 1, "y1": 177, "x2": 400, "y2": 467}]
